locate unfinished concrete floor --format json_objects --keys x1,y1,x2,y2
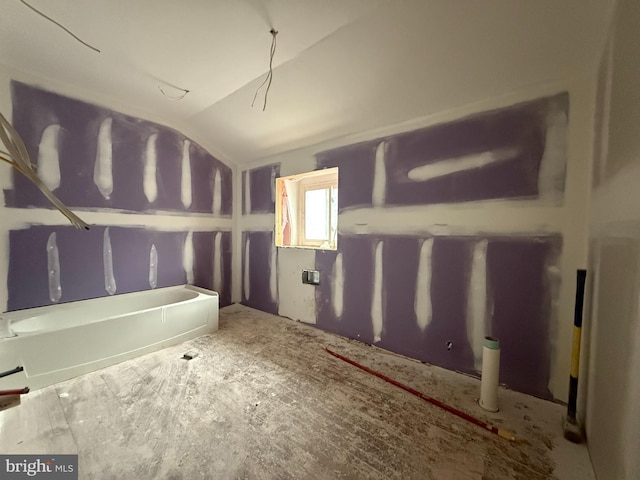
[{"x1": 0, "y1": 305, "x2": 594, "y2": 479}]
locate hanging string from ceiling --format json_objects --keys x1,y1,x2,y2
[
  {"x1": 252, "y1": 28, "x2": 278, "y2": 111},
  {"x1": 19, "y1": 0, "x2": 101, "y2": 53}
]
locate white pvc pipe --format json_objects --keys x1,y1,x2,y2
[{"x1": 479, "y1": 336, "x2": 500, "y2": 412}]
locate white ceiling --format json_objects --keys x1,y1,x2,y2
[{"x1": 0, "y1": 0, "x2": 615, "y2": 164}]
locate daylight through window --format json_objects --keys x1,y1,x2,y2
[{"x1": 275, "y1": 168, "x2": 338, "y2": 250}]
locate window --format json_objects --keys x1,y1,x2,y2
[{"x1": 275, "y1": 168, "x2": 338, "y2": 250}]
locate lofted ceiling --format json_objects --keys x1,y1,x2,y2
[{"x1": 0, "y1": 0, "x2": 615, "y2": 164}]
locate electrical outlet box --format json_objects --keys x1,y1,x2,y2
[{"x1": 302, "y1": 269, "x2": 320, "y2": 285}]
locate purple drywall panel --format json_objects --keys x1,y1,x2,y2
[
  {"x1": 155, "y1": 129, "x2": 185, "y2": 210},
  {"x1": 486, "y1": 237, "x2": 561, "y2": 399},
  {"x1": 422, "y1": 237, "x2": 476, "y2": 372},
  {"x1": 373, "y1": 236, "x2": 423, "y2": 356},
  {"x1": 218, "y1": 164, "x2": 233, "y2": 216},
  {"x1": 6, "y1": 81, "x2": 232, "y2": 215},
  {"x1": 7, "y1": 226, "x2": 231, "y2": 311},
  {"x1": 385, "y1": 103, "x2": 544, "y2": 204},
  {"x1": 316, "y1": 141, "x2": 378, "y2": 211},
  {"x1": 373, "y1": 236, "x2": 475, "y2": 373},
  {"x1": 109, "y1": 229, "x2": 188, "y2": 294},
  {"x1": 138, "y1": 231, "x2": 186, "y2": 289},
  {"x1": 110, "y1": 116, "x2": 148, "y2": 211},
  {"x1": 313, "y1": 234, "x2": 559, "y2": 398},
  {"x1": 242, "y1": 231, "x2": 278, "y2": 314},
  {"x1": 192, "y1": 232, "x2": 214, "y2": 292},
  {"x1": 8, "y1": 226, "x2": 104, "y2": 311},
  {"x1": 189, "y1": 143, "x2": 214, "y2": 212},
  {"x1": 314, "y1": 247, "x2": 339, "y2": 327},
  {"x1": 110, "y1": 228, "x2": 161, "y2": 294},
  {"x1": 247, "y1": 164, "x2": 280, "y2": 214},
  {"x1": 219, "y1": 231, "x2": 233, "y2": 307},
  {"x1": 315, "y1": 93, "x2": 568, "y2": 207},
  {"x1": 8, "y1": 82, "x2": 104, "y2": 208},
  {"x1": 315, "y1": 235, "x2": 375, "y2": 343}
]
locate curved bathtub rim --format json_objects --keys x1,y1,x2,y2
[
  {"x1": 0, "y1": 285, "x2": 219, "y2": 391},
  {"x1": 11, "y1": 291, "x2": 199, "y2": 335},
  {"x1": 4, "y1": 285, "x2": 218, "y2": 337}
]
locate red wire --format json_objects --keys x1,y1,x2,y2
[
  {"x1": 0, "y1": 387, "x2": 29, "y2": 396},
  {"x1": 325, "y1": 348, "x2": 514, "y2": 441}
]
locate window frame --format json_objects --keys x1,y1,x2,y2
[
  {"x1": 275, "y1": 168, "x2": 338, "y2": 250},
  {"x1": 299, "y1": 178, "x2": 337, "y2": 248}
]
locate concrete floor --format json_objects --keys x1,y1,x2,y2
[{"x1": 0, "y1": 304, "x2": 594, "y2": 479}]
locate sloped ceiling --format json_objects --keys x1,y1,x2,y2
[{"x1": 0, "y1": 0, "x2": 614, "y2": 164}]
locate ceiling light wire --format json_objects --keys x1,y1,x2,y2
[
  {"x1": 252, "y1": 28, "x2": 278, "y2": 111},
  {"x1": 158, "y1": 85, "x2": 190, "y2": 101},
  {"x1": 19, "y1": 0, "x2": 101, "y2": 53}
]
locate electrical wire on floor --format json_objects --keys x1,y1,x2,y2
[
  {"x1": 252, "y1": 28, "x2": 278, "y2": 111},
  {"x1": 325, "y1": 347, "x2": 517, "y2": 442},
  {"x1": 19, "y1": 0, "x2": 101, "y2": 53}
]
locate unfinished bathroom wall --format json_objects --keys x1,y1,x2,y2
[
  {"x1": 586, "y1": 0, "x2": 640, "y2": 478},
  {"x1": 0, "y1": 75, "x2": 233, "y2": 311},
  {"x1": 240, "y1": 82, "x2": 594, "y2": 401},
  {"x1": 240, "y1": 164, "x2": 280, "y2": 314}
]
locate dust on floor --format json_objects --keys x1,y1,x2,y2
[{"x1": 0, "y1": 304, "x2": 593, "y2": 479}]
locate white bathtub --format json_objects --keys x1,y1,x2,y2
[{"x1": 0, "y1": 285, "x2": 218, "y2": 390}]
